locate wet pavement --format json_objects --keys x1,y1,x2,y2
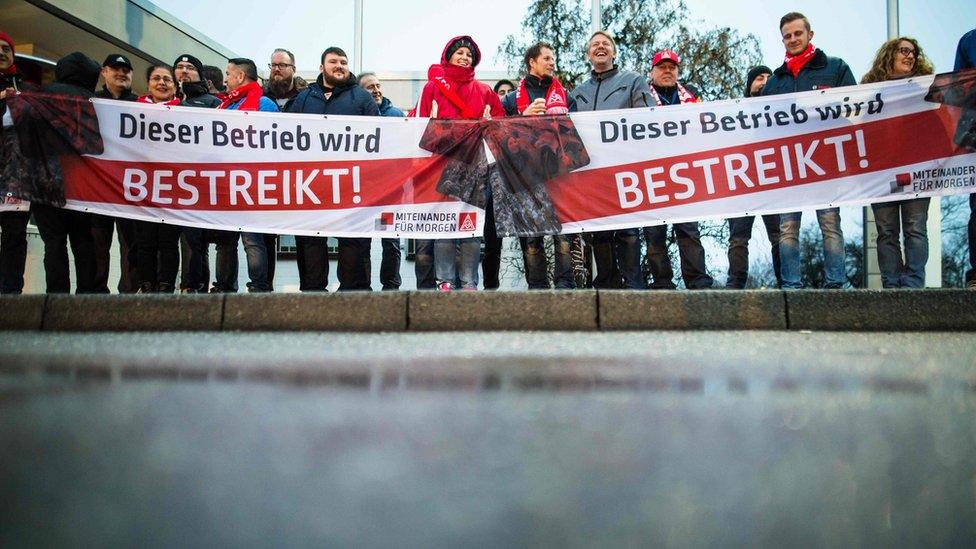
[{"x1": 2, "y1": 331, "x2": 975, "y2": 546}]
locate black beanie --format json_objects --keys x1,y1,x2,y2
[
  {"x1": 445, "y1": 37, "x2": 479, "y2": 66},
  {"x1": 744, "y1": 65, "x2": 772, "y2": 97},
  {"x1": 173, "y1": 53, "x2": 204, "y2": 76}
]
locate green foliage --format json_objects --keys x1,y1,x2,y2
[{"x1": 499, "y1": 0, "x2": 764, "y2": 98}]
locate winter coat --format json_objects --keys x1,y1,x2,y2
[
  {"x1": 44, "y1": 52, "x2": 100, "y2": 98},
  {"x1": 501, "y1": 74, "x2": 578, "y2": 116},
  {"x1": 761, "y1": 48, "x2": 856, "y2": 96},
  {"x1": 94, "y1": 85, "x2": 137, "y2": 101},
  {"x1": 409, "y1": 35, "x2": 504, "y2": 119},
  {"x1": 285, "y1": 73, "x2": 379, "y2": 116},
  {"x1": 955, "y1": 28, "x2": 976, "y2": 70},
  {"x1": 649, "y1": 82, "x2": 700, "y2": 106},
  {"x1": 570, "y1": 66, "x2": 652, "y2": 111},
  {"x1": 378, "y1": 96, "x2": 404, "y2": 117},
  {"x1": 179, "y1": 80, "x2": 221, "y2": 109}
]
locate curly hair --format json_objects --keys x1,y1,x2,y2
[{"x1": 861, "y1": 37, "x2": 934, "y2": 83}]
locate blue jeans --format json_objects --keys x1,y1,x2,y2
[
  {"x1": 241, "y1": 232, "x2": 270, "y2": 292},
  {"x1": 520, "y1": 234, "x2": 575, "y2": 289},
  {"x1": 779, "y1": 208, "x2": 847, "y2": 289},
  {"x1": 431, "y1": 237, "x2": 480, "y2": 289},
  {"x1": 873, "y1": 198, "x2": 929, "y2": 288}
]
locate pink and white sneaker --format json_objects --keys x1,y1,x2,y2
[{"x1": 437, "y1": 281, "x2": 453, "y2": 292}]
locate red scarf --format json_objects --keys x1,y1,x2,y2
[
  {"x1": 0, "y1": 31, "x2": 17, "y2": 76},
  {"x1": 137, "y1": 95, "x2": 181, "y2": 106},
  {"x1": 785, "y1": 43, "x2": 816, "y2": 77},
  {"x1": 218, "y1": 80, "x2": 264, "y2": 111},
  {"x1": 426, "y1": 64, "x2": 481, "y2": 118},
  {"x1": 515, "y1": 76, "x2": 569, "y2": 115}
]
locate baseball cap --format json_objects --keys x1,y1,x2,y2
[
  {"x1": 652, "y1": 49, "x2": 681, "y2": 67},
  {"x1": 102, "y1": 54, "x2": 133, "y2": 70}
]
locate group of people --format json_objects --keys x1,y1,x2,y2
[{"x1": 1, "y1": 12, "x2": 975, "y2": 295}]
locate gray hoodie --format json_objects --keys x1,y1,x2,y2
[{"x1": 570, "y1": 66, "x2": 652, "y2": 111}]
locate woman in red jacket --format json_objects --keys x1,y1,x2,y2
[{"x1": 411, "y1": 36, "x2": 504, "y2": 291}]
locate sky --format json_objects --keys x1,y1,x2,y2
[{"x1": 151, "y1": 0, "x2": 975, "y2": 79}]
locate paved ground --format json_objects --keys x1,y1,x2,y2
[{"x1": 2, "y1": 331, "x2": 975, "y2": 546}]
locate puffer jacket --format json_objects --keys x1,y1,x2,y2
[
  {"x1": 409, "y1": 35, "x2": 504, "y2": 119},
  {"x1": 762, "y1": 48, "x2": 856, "y2": 96},
  {"x1": 378, "y1": 96, "x2": 404, "y2": 117},
  {"x1": 285, "y1": 73, "x2": 378, "y2": 116}
]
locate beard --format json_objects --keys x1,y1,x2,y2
[
  {"x1": 323, "y1": 71, "x2": 348, "y2": 88},
  {"x1": 268, "y1": 76, "x2": 293, "y2": 94}
]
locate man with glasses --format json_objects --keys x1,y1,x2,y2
[
  {"x1": 172, "y1": 54, "x2": 226, "y2": 293},
  {"x1": 264, "y1": 48, "x2": 307, "y2": 109}
]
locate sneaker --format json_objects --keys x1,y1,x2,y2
[{"x1": 437, "y1": 281, "x2": 453, "y2": 292}]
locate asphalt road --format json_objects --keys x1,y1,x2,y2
[{"x1": 2, "y1": 331, "x2": 975, "y2": 547}]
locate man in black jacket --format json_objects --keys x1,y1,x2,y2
[
  {"x1": 501, "y1": 41, "x2": 577, "y2": 289},
  {"x1": 31, "y1": 52, "x2": 100, "y2": 293},
  {"x1": 172, "y1": 53, "x2": 229, "y2": 293},
  {"x1": 91, "y1": 54, "x2": 138, "y2": 293},
  {"x1": 286, "y1": 46, "x2": 379, "y2": 291}
]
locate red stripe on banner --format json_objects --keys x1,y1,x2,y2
[
  {"x1": 548, "y1": 106, "x2": 965, "y2": 223},
  {"x1": 62, "y1": 156, "x2": 454, "y2": 211}
]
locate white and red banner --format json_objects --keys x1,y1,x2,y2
[
  {"x1": 3, "y1": 70, "x2": 975, "y2": 236},
  {"x1": 0, "y1": 196, "x2": 29, "y2": 212}
]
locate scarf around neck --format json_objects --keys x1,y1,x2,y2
[
  {"x1": 648, "y1": 82, "x2": 697, "y2": 106},
  {"x1": 516, "y1": 75, "x2": 569, "y2": 115},
  {"x1": 785, "y1": 43, "x2": 816, "y2": 77},
  {"x1": 218, "y1": 80, "x2": 264, "y2": 110},
  {"x1": 427, "y1": 63, "x2": 480, "y2": 118},
  {"x1": 137, "y1": 95, "x2": 181, "y2": 106}
]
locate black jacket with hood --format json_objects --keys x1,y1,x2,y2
[
  {"x1": 179, "y1": 80, "x2": 221, "y2": 109},
  {"x1": 43, "y1": 52, "x2": 100, "y2": 97}
]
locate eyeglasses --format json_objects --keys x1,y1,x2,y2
[
  {"x1": 269, "y1": 63, "x2": 295, "y2": 70},
  {"x1": 149, "y1": 75, "x2": 174, "y2": 84},
  {"x1": 897, "y1": 47, "x2": 916, "y2": 57},
  {"x1": 174, "y1": 63, "x2": 199, "y2": 72}
]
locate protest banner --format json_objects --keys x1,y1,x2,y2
[{"x1": 2, "y1": 69, "x2": 973, "y2": 237}]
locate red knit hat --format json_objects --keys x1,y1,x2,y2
[{"x1": 0, "y1": 31, "x2": 16, "y2": 75}]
